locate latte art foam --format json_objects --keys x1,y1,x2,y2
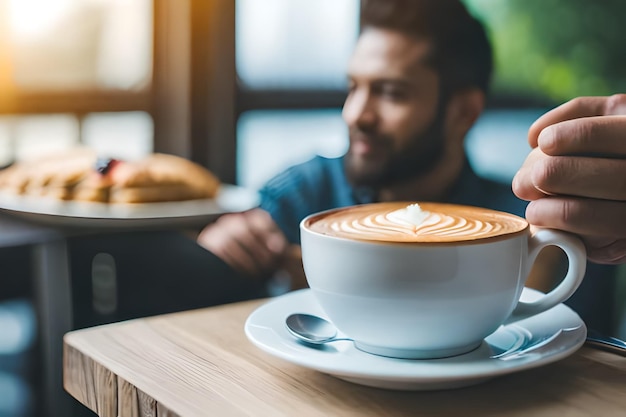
[{"x1": 306, "y1": 202, "x2": 528, "y2": 243}]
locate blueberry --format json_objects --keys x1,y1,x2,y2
[{"x1": 95, "y1": 157, "x2": 119, "y2": 175}]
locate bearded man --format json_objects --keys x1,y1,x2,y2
[
  {"x1": 197, "y1": 0, "x2": 616, "y2": 335},
  {"x1": 199, "y1": 0, "x2": 503, "y2": 277}
]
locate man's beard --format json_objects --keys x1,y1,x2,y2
[{"x1": 344, "y1": 107, "x2": 447, "y2": 190}]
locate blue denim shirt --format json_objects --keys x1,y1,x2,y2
[{"x1": 259, "y1": 155, "x2": 526, "y2": 244}]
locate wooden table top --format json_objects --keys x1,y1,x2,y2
[{"x1": 64, "y1": 297, "x2": 626, "y2": 417}]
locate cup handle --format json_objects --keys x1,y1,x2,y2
[{"x1": 506, "y1": 228, "x2": 586, "y2": 323}]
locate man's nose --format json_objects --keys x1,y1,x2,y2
[{"x1": 342, "y1": 91, "x2": 377, "y2": 128}]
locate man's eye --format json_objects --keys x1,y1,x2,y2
[
  {"x1": 348, "y1": 83, "x2": 409, "y2": 100},
  {"x1": 379, "y1": 86, "x2": 407, "y2": 100}
]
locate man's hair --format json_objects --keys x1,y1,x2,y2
[{"x1": 360, "y1": 0, "x2": 493, "y2": 96}]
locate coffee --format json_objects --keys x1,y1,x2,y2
[
  {"x1": 305, "y1": 202, "x2": 528, "y2": 244},
  {"x1": 300, "y1": 202, "x2": 586, "y2": 359}
]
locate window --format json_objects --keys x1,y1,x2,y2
[
  {"x1": 465, "y1": 0, "x2": 626, "y2": 102},
  {"x1": 4, "y1": 1, "x2": 622, "y2": 188},
  {"x1": 0, "y1": 0, "x2": 195, "y2": 168},
  {"x1": 234, "y1": 0, "x2": 626, "y2": 188},
  {"x1": 235, "y1": 0, "x2": 359, "y2": 189},
  {"x1": 236, "y1": 0, "x2": 358, "y2": 90},
  {"x1": 4, "y1": 0, "x2": 151, "y2": 91},
  {"x1": 237, "y1": 109, "x2": 348, "y2": 190},
  {"x1": 0, "y1": 0, "x2": 154, "y2": 165},
  {"x1": 463, "y1": 0, "x2": 626, "y2": 183}
]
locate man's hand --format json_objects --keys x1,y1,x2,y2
[
  {"x1": 512, "y1": 94, "x2": 626, "y2": 264},
  {"x1": 197, "y1": 208, "x2": 289, "y2": 278}
]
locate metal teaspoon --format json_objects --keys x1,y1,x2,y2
[
  {"x1": 285, "y1": 313, "x2": 591, "y2": 360},
  {"x1": 285, "y1": 313, "x2": 353, "y2": 344}
]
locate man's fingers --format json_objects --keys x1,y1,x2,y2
[
  {"x1": 528, "y1": 94, "x2": 626, "y2": 147},
  {"x1": 525, "y1": 197, "x2": 626, "y2": 237},
  {"x1": 513, "y1": 146, "x2": 626, "y2": 202},
  {"x1": 218, "y1": 238, "x2": 266, "y2": 276},
  {"x1": 537, "y1": 116, "x2": 626, "y2": 157},
  {"x1": 196, "y1": 210, "x2": 287, "y2": 277},
  {"x1": 583, "y1": 237, "x2": 626, "y2": 265},
  {"x1": 525, "y1": 197, "x2": 626, "y2": 264},
  {"x1": 240, "y1": 210, "x2": 288, "y2": 269},
  {"x1": 520, "y1": 94, "x2": 626, "y2": 265},
  {"x1": 512, "y1": 148, "x2": 551, "y2": 201},
  {"x1": 197, "y1": 216, "x2": 265, "y2": 275},
  {"x1": 245, "y1": 209, "x2": 288, "y2": 255},
  {"x1": 529, "y1": 155, "x2": 626, "y2": 201}
]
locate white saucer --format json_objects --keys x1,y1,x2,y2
[
  {"x1": 0, "y1": 185, "x2": 258, "y2": 229},
  {"x1": 245, "y1": 288, "x2": 586, "y2": 390}
]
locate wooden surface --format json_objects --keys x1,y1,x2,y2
[{"x1": 64, "y1": 298, "x2": 626, "y2": 417}]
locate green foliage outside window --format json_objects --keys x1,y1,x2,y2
[{"x1": 464, "y1": 0, "x2": 626, "y2": 103}]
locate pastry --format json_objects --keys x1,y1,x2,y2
[
  {"x1": 0, "y1": 150, "x2": 220, "y2": 203},
  {"x1": 107, "y1": 153, "x2": 220, "y2": 203},
  {"x1": 0, "y1": 148, "x2": 95, "y2": 199}
]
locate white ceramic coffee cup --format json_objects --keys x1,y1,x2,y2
[{"x1": 300, "y1": 202, "x2": 586, "y2": 359}]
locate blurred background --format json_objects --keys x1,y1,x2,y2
[
  {"x1": 1, "y1": 0, "x2": 625, "y2": 186},
  {"x1": 0, "y1": 0, "x2": 625, "y2": 415}
]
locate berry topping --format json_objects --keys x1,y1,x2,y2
[{"x1": 95, "y1": 157, "x2": 120, "y2": 175}]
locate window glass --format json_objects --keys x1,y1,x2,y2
[
  {"x1": 3, "y1": 0, "x2": 152, "y2": 90},
  {"x1": 0, "y1": 112, "x2": 153, "y2": 164},
  {"x1": 464, "y1": 0, "x2": 626, "y2": 102},
  {"x1": 13, "y1": 114, "x2": 79, "y2": 161},
  {"x1": 236, "y1": 0, "x2": 359, "y2": 89},
  {"x1": 237, "y1": 110, "x2": 348, "y2": 190},
  {"x1": 82, "y1": 112, "x2": 153, "y2": 161},
  {"x1": 0, "y1": 117, "x2": 13, "y2": 167},
  {"x1": 465, "y1": 109, "x2": 545, "y2": 184}
]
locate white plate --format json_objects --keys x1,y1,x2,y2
[
  {"x1": 245, "y1": 288, "x2": 586, "y2": 391},
  {"x1": 0, "y1": 185, "x2": 259, "y2": 229}
]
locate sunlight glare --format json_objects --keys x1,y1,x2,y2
[{"x1": 7, "y1": 0, "x2": 73, "y2": 40}]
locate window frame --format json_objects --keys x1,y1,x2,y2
[
  {"x1": 0, "y1": 0, "x2": 197, "y2": 171},
  {"x1": 0, "y1": 0, "x2": 353, "y2": 185}
]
